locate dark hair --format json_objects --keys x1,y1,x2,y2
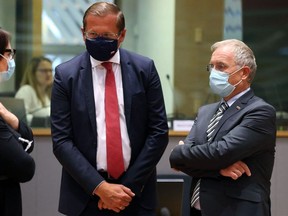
[
  {"x1": 0, "y1": 28, "x2": 11, "y2": 57},
  {"x1": 82, "y1": 2, "x2": 125, "y2": 33}
]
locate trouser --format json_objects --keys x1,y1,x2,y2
[{"x1": 190, "y1": 207, "x2": 202, "y2": 216}]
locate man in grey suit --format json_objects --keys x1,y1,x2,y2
[
  {"x1": 170, "y1": 39, "x2": 276, "y2": 216},
  {"x1": 51, "y1": 2, "x2": 168, "y2": 216}
]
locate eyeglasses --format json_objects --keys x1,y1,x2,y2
[
  {"x1": 206, "y1": 63, "x2": 228, "y2": 72},
  {"x1": 4, "y1": 49, "x2": 16, "y2": 60},
  {"x1": 84, "y1": 31, "x2": 120, "y2": 40},
  {"x1": 207, "y1": 63, "x2": 244, "y2": 74}
]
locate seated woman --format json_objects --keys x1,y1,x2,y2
[{"x1": 15, "y1": 56, "x2": 53, "y2": 126}]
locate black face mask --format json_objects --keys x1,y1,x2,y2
[{"x1": 85, "y1": 37, "x2": 118, "y2": 61}]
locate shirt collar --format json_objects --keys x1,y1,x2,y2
[
  {"x1": 90, "y1": 49, "x2": 120, "y2": 68},
  {"x1": 226, "y1": 88, "x2": 250, "y2": 107}
]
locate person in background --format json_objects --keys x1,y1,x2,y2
[
  {"x1": 15, "y1": 56, "x2": 53, "y2": 126},
  {"x1": 51, "y1": 2, "x2": 168, "y2": 216},
  {"x1": 170, "y1": 39, "x2": 276, "y2": 216},
  {"x1": 0, "y1": 28, "x2": 35, "y2": 216}
]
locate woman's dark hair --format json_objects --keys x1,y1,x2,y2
[{"x1": 0, "y1": 28, "x2": 11, "y2": 56}]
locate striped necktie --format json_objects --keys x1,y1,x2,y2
[
  {"x1": 191, "y1": 101, "x2": 229, "y2": 208},
  {"x1": 206, "y1": 102, "x2": 229, "y2": 141}
]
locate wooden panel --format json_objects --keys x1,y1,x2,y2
[{"x1": 174, "y1": 0, "x2": 224, "y2": 118}]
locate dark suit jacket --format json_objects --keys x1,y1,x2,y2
[
  {"x1": 170, "y1": 90, "x2": 276, "y2": 216},
  {"x1": 0, "y1": 119, "x2": 35, "y2": 216},
  {"x1": 51, "y1": 49, "x2": 168, "y2": 216}
]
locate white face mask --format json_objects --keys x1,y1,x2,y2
[
  {"x1": 209, "y1": 67, "x2": 243, "y2": 97},
  {"x1": 0, "y1": 54, "x2": 16, "y2": 82}
]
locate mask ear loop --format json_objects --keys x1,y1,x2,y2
[
  {"x1": 233, "y1": 79, "x2": 243, "y2": 87},
  {"x1": 230, "y1": 66, "x2": 244, "y2": 87},
  {"x1": 229, "y1": 66, "x2": 244, "y2": 77},
  {"x1": 0, "y1": 53, "x2": 9, "y2": 62},
  {"x1": 0, "y1": 54, "x2": 9, "y2": 72}
]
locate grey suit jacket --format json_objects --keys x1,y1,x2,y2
[
  {"x1": 170, "y1": 89, "x2": 276, "y2": 216},
  {"x1": 51, "y1": 49, "x2": 168, "y2": 216}
]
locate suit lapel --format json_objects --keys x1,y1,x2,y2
[
  {"x1": 119, "y1": 49, "x2": 133, "y2": 130},
  {"x1": 223, "y1": 89, "x2": 254, "y2": 120},
  {"x1": 198, "y1": 103, "x2": 219, "y2": 143},
  {"x1": 211, "y1": 89, "x2": 254, "y2": 140},
  {"x1": 81, "y1": 53, "x2": 97, "y2": 140}
]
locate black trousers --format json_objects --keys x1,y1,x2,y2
[
  {"x1": 0, "y1": 180, "x2": 22, "y2": 216},
  {"x1": 190, "y1": 207, "x2": 202, "y2": 216}
]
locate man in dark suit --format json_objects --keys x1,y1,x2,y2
[
  {"x1": 51, "y1": 2, "x2": 168, "y2": 216},
  {"x1": 169, "y1": 39, "x2": 276, "y2": 216}
]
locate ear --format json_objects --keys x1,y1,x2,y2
[
  {"x1": 81, "y1": 27, "x2": 86, "y2": 42},
  {"x1": 241, "y1": 66, "x2": 251, "y2": 80},
  {"x1": 118, "y1": 28, "x2": 127, "y2": 44}
]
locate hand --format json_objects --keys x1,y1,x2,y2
[
  {"x1": 172, "y1": 140, "x2": 185, "y2": 172},
  {"x1": 220, "y1": 161, "x2": 251, "y2": 180},
  {"x1": 0, "y1": 102, "x2": 19, "y2": 130},
  {"x1": 94, "y1": 181, "x2": 135, "y2": 213}
]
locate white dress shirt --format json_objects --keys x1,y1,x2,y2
[
  {"x1": 90, "y1": 51, "x2": 131, "y2": 171},
  {"x1": 226, "y1": 87, "x2": 250, "y2": 107}
]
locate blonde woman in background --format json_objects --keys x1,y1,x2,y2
[{"x1": 15, "y1": 56, "x2": 53, "y2": 126}]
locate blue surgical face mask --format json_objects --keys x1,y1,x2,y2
[
  {"x1": 0, "y1": 54, "x2": 16, "y2": 82},
  {"x1": 209, "y1": 67, "x2": 243, "y2": 97},
  {"x1": 85, "y1": 37, "x2": 118, "y2": 61}
]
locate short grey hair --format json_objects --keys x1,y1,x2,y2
[{"x1": 211, "y1": 39, "x2": 257, "y2": 83}]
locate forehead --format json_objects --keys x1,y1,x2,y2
[
  {"x1": 37, "y1": 60, "x2": 52, "y2": 68},
  {"x1": 85, "y1": 13, "x2": 118, "y2": 32},
  {"x1": 210, "y1": 46, "x2": 235, "y2": 64}
]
